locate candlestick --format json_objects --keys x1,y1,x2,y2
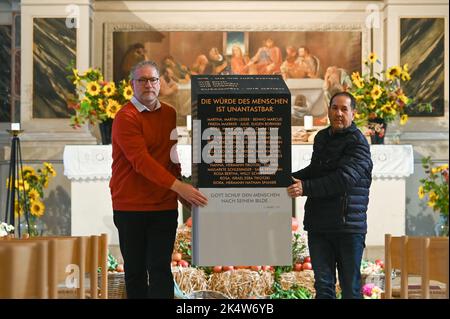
[
  {"x1": 304, "y1": 115, "x2": 313, "y2": 130},
  {"x1": 186, "y1": 115, "x2": 192, "y2": 131}
]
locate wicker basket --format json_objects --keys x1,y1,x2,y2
[{"x1": 100, "y1": 272, "x2": 126, "y2": 299}]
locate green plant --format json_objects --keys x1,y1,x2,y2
[
  {"x1": 418, "y1": 157, "x2": 449, "y2": 236},
  {"x1": 107, "y1": 252, "x2": 119, "y2": 271},
  {"x1": 270, "y1": 282, "x2": 312, "y2": 299}
]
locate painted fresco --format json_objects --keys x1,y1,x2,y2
[{"x1": 113, "y1": 31, "x2": 362, "y2": 127}]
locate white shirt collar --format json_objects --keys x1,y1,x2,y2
[{"x1": 131, "y1": 96, "x2": 161, "y2": 112}]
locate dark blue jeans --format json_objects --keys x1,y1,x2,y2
[{"x1": 308, "y1": 232, "x2": 365, "y2": 299}]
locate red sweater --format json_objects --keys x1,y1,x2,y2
[{"x1": 110, "y1": 101, "x2": 181, "y2": 211}]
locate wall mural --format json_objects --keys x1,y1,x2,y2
[
  {"x1": 0, "y1": 25, "x2": 11, "y2": 122},
  {"x1": 400, "y1": 18, "x2": 445, "y2": 117},
  {"x1": 33, "y1": 18, "x2": 76, "y2": 118},
  {"x1": 113, "y1": 30, "x2": 362, "y2": 134}
]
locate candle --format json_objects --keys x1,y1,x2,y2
[
  {"x1": 304, "y1": 115, "x2": 313, "y2": 130},
  {"x1": 11, "y1": 123, "x2": 20, "y2": 131},
  {"x1": 186, "y1": 115, "x2": 192, "y2": 131}
]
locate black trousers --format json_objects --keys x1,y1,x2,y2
[{"x1": 113, "y1": 209, "x2": 178, "y2": 299}]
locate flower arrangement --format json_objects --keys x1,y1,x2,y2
[
  {"x1": 66, "y1": 63, "x2": 133, "y2": 128},
  {"x1": 418, "y1": 157, "x2": 449, "y2": 236},
  {"x1": 360, "y1": 259, "x2": 388, "y2": 292},
  {"x1": 362, "y1": 283, "x2": 383, "y2": 299},
  {"x1": 348, "y1": 52, "x2": 431, "y2": 139},
  {"x1": 5, "y1": 162, "x2": 57, "y2": 236},
  {"x1": 0, "y1": 222, "x2": 14, "y2": 238},
  {"x1": 360, "y1": 259, "x2": 384, "y2": 276}
]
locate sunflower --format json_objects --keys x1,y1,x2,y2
[
  {"x1": 429, "y1": 191, "x2": 439, "y2": 202},
  {"x1": 123, "y1": 85, "x2": 133, "y2": 100},
  {"x1": 397, "y1": 94, "x2": 409, "y2": 105},
  {"x1": 43, "y1": 162, "x2": 57, "y2": 177},
  {"x1": 352, "y1": 94, "x2": 364, "y2": 102},
  {"x1": 28, "y1": 189, "x2": 40, "y2": 201},
  {"x1": 15, "y1": 179, "x2": 30, "y2": 191},
  {"x1": 86, "y1": 81, "x2": 100, "y2": 96},
  {"x1": 103, "y1": 82, "x2": 116, "y2": 97},
  {"x1": 22, "y1": 165, "x2": 35, "y2": 175},
  {"x1": 368, "y1": 52, "x2": 377, "y2": 64},
  {"x1": 21, "y1": 166, "x2": 38, "y2": 182},
  {"x1": 381, "y1": 103, "x2": 396, "y2": 116},
  {"x1": 370, "y1": 85, "x2": 383, "y2": 101},
  {"x1": 98, "y1": 99, "x2": 105, "y2": 111},
  {"x1": 386, "y1": 66, "x2": 402, "y2": 81},
  {"x1": 106, "y1": 99, "x2": 121, "y2": 119},
  {"x1": 418, "y1": 186, "x2": 425, "y2": 199},
  {"x1": 350, "y1": 72, "x2": 364, "y2": 89},
  {"x1": 400, "y1": 71, "x2": 411, "y2": 81},
  {"x1": 400, "y1": 114, "x2": 408, "y2": 125},
  {"x1": 427, "y1": 191, "x2": 439, "y2": 208},
  {"x1": 30, "y1": 200, "x2": 45, "y2": 217},
  {"x1": 72, "y1": 68, "x2": 81, "y2": 85}
]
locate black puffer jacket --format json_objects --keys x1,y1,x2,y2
[{"x1": 292, "y1": 123, "x2": 373, "y2": 233}]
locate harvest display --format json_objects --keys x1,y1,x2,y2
[{"x1": 171, "y1": 217, "x2": 318, "y2": 299}]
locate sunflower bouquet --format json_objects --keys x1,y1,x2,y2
[
  {"x1": 66, "y1": 63, "x2": 133, "y2": 128},
  {"x1": 418, "y1": 157, "x2": 449, "y2": 236},
  {"x1": 5, "y1": 162, "x2": 57, "y2": 237},
  {"x1": 348, "y1": 53, "x2": 431, "y2": 134}
]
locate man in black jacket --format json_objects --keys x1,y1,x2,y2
[{"x1": 287, "y1": 91, "x2": 373, "y2": 299}]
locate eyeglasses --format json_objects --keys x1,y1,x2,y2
[{"x1": 134, "y1": 77, "x2": 160, "y2": 85}]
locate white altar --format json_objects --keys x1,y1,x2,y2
[{"x1": 64, "y1": 144, "x2": 413, "y2": 246}]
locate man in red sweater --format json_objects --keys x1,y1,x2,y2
[{"x1": 110, "y1": 60, "x2": 207, "y2": 299}]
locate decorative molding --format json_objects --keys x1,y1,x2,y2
[{"x1": 103, "y1": 21, "x2": 368, "y2": 80}]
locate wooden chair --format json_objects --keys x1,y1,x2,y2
[
  {"x1": 423, "y1": 236, "x2": 449, "y2": 298},
  {"x1": 0, "y1": 241, "x2": 48, "y2": 298},
  {"x1": 384, "y1": 234, "x2": 449, "y2": 299},
  {"x1": 29, "y1": 234, "x2": 108, "y2": 299},
  {"x1": 1, "y1": 233, "x2": 108, "y2": 299}
]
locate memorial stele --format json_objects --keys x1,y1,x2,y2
[{"x1": 191, "y1": 75, "x2": 292, "y2": 266}]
